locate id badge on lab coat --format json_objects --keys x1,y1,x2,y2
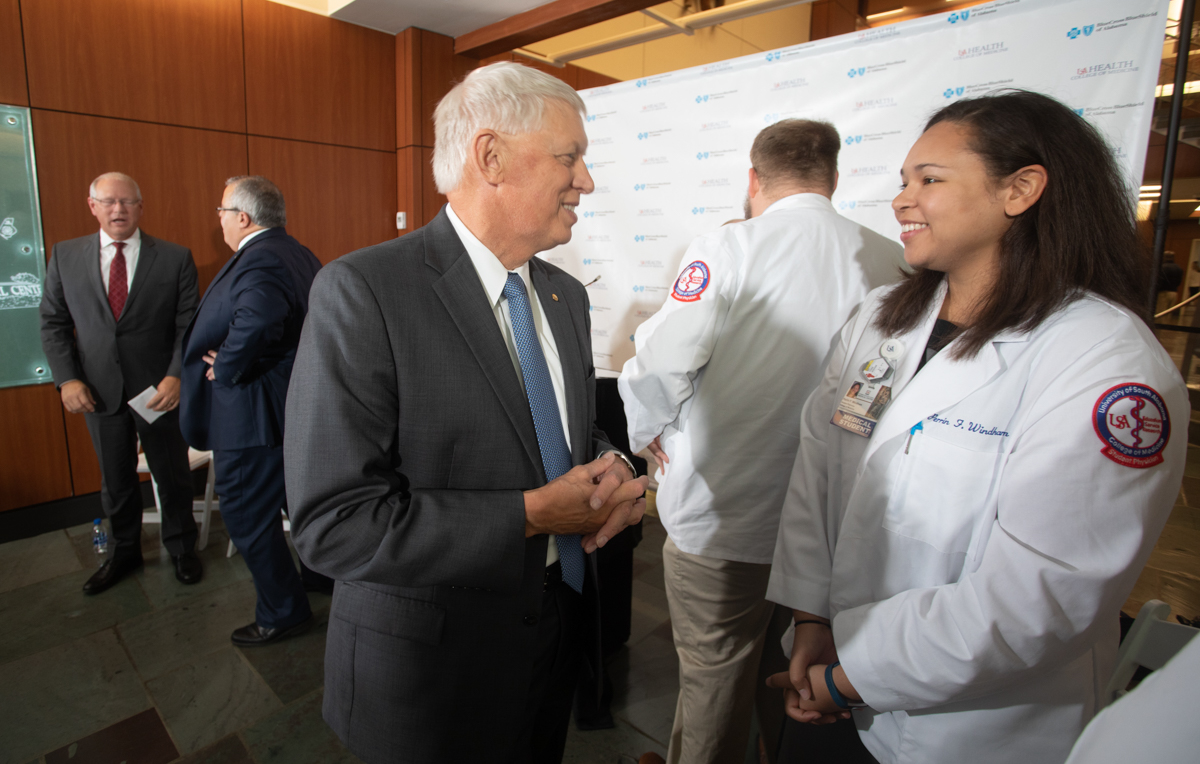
[{"x1": 831, "y1": 356, "x2": 895, "y2": 438}]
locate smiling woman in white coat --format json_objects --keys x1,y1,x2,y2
[{"x1": 765, "y1": 90, "x2": 1189, "y2": 764}]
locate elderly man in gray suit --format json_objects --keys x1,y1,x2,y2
[
  {"x1": 285, "y1": 62, "x2": 647, "y2": 764},
  {"x1": 40, "y1": 172, "x2": 202, "y2": 594}
]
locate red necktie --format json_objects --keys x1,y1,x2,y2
[{"x1": 108, "y1": 241, "x2": 128, "y2": 319}]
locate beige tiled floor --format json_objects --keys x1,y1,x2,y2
[
  {"x1": 0, "y1": 516, "x2": 675, "y2": 764},
  {"x1": 1, "y1": 449, "x2": 1197, "y2": 763}
]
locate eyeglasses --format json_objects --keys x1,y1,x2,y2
[
  {"x1": 215, "y1": 207, "x2": 241, "y2": 215},
  {"x1": 91, "y1": 197, "x2": 141, "y2": 208}
]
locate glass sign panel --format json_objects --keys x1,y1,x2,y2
[{"x1": 0, "y1": 105, "x2": 50, "y2": 388}]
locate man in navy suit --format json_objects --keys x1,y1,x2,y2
[{"x1": 180, "y1": 175, "x2": 322, "y2": 646}]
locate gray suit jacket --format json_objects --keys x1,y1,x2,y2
[
  {"x1": 40, "y1": 232, "x2": 198, "y2": 413},
  {"x1": 285, "y1": 208, "x2": 612, "y2": 763}
]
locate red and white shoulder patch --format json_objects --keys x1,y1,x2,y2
[
  {"x1": 671, "y1": 261, "x2": 710, "y2": 302},
  {"x1": 1092, "y1": 383, "x2": 1170, "y2": 469}
]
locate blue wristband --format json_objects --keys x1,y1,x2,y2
[{"x1": 825, "y1": 661, "x2": 852, "y2": 710}]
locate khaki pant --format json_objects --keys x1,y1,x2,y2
[{"x1": 663, "y1": 537, "x2": 776, "y2": 764}]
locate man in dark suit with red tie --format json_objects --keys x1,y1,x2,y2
[
  {"x1": 179, "y1": 176, "x2": 324, "y2": 647},
  {"x1": 40, "y1": 172, "x2": 203, "y2": 595}
]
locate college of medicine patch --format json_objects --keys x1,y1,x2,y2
[
  {"x1": 1092, "y1": 383, "x2": 1170, "y2": 468},
  {"x1": 671, "y1": 261, "x2": 710, "y2": 302}
]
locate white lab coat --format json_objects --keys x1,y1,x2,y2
[
  {"x1": 619, "y1": 194, "x2": 904, "y2": 563},
  {"x1": 768, "y1": 282, "x2": 1188, "y2": 764},
  {"x1": 1063, "y1": 631, "x2": 1200, "y2": 763}
]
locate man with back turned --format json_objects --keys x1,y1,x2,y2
[
  {"x1": 179, "y1": 176, "x2": 322, "y2": 647},
  {"x1": 619, "y1": 120, "x2": 904, "y2": 764},
  {"x1": 284, "y1": 62, "x2": 648, "y2": 764}
]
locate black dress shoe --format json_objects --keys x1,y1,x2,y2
[
  {"x1": 173, "y1": 551, "x2": 203, "y2": 585},
  {"x1": 82, "y1": 555, "x2": 144, "y2": 596},
  {"x1": 231, "y1": 615, "x2": 314, "y2": 647}
]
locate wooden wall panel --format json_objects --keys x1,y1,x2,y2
[
  {"x1": 21, "y1": 0, "x2": 245, "y2": 132},
  {"x1": 810, "y1": 0, "x2": 858, "y2": 40},
  {"x1": 0, "y1": 385, "x2": 72, "y2": 511},
  {"x1": 397, "y1": 147, "x2": 445, "y2": 231},
  {"x1": 397, "y1": 28, "x2": 476, "y2": 150},
  {"x1": 576, "y1": 67, "x2": 620, "y2": 90},
  {"x1": 0, "y1": 0, "x2": 27, "y2": 106},
  {"x1": 245, "y1": 0, "x2": 395, "y2": 152},
  {"x1": 249, "y1": 137, "x2": 397, "y2": 263},
  {"x1": 32, "y1": 110, "x2": 248, "y2": 293}
]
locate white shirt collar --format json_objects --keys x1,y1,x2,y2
[
  {"x1": 238, "y1": 227, "x2": 271, "y2": 252},
  {"x1": 445, "y1": 204, "x2": 532, "y2": 305},
  {"x1": 100, "y1": 228, "x2": 141, "y2": 249},
  {"x1": 762, "y1": 192, "x2": 834, "y2": 216}
]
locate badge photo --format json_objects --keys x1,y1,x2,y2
[
  {"x1": 832, "y1": 378, "x2": 893, "y2": 438},
  {"x1": 671, "y1": 261, "x2": 710, "y2": 302},
  {"x1": 1092, "y1": 383, "x2": 1170, "y2": 469}
]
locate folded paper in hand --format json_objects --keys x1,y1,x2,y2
[{"x1": 128, "y1": 385, "x2": 165, "y2": 424}]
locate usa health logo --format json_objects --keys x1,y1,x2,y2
[{"x1": 1067, "y1": 25, "x2": 1095, "y2": 39}]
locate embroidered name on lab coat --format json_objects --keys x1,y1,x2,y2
[{"x1": 927, "y1": 413, "x2": 1009, "y2": 437}]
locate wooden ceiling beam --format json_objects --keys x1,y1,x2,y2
[{"x1": 455, "y1": 0, "x2": 665, "y2": 59}]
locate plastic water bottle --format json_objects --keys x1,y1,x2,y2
[{"x1": 92, "y1": 518, "x2": 109, "y2": 564}]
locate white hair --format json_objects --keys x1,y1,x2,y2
[
  {"x1": 89, "y1": 172, "x2": 142, "y2": 200},
  {"x1": 432, "y1": 62, "x2": 587, "y2": 194}
]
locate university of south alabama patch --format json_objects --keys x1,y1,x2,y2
[
  {"x1": 671, "y1": 261, "x2": 710, "y2": 302},
  {"x1": 1092, "y1": 383, "x2": 1170, "y2": 468}
]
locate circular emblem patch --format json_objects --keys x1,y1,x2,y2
[
  {"x1": 671, "y1": 261, "x2": 710, "y2": 302},
  {"x1": 1092, "y1": 383, "x2": 1170, "y2": 469}
]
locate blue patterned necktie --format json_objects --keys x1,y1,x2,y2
[{"x1": 503, "y1": 272, "x2": 584, "y2": 594}]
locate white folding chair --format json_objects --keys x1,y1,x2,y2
[
  {"x1": 138, "y1": 446, "x2": 217, "y2": 551},
  {"x1": 1103, "y1": 599, "x2": 1199, "y2": 707}
]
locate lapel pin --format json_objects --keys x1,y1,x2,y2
[{"x1": 552, "y1": 294, "x2": 559, "y2": 301}]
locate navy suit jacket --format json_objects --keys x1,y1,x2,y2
[{"x1": 179, "y1": 227, "x2": 321, "y2": 451}]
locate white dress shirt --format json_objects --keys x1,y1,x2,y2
[
  {"x1": 99, "y1": 228, "x2": 141, "y2": 294},
  {"x1": 237, "y1": 228, "x2": 270, "y2": 251},
  {"x1": 446, "y1": 204, "x2": 569, "y2": 565}
]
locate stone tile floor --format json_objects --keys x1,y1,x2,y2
[
  {"x1": 0, "y1": 513, "x2": 676, "y2": 764},
  {"x1": 3, "y1": 459, "x2": 1200, "y2": 764}
]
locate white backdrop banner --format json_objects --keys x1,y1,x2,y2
[{"x1": 544, "y1": 0, "x2": 1167, "y2": 372}]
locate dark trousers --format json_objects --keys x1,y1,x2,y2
[
  {"x1": 85, "y1": 406, "x2": 197, "y2": 559},
  {"x1": 512, "y1": 569, "x2": 584, "y2": 764},
  {"x1": 213, "y1": 445, "x2": 311, "y2": 629},
  {"x1": 777, "y1": 717, "x2": 879, "y2": 764}
]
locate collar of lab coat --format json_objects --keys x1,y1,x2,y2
[
  {"x1": 760, "y1": 192, "x2": 833, "y2": 217},
  {"x1": 862, "y1": 278, "x2": 1031, "y2": 463}
]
